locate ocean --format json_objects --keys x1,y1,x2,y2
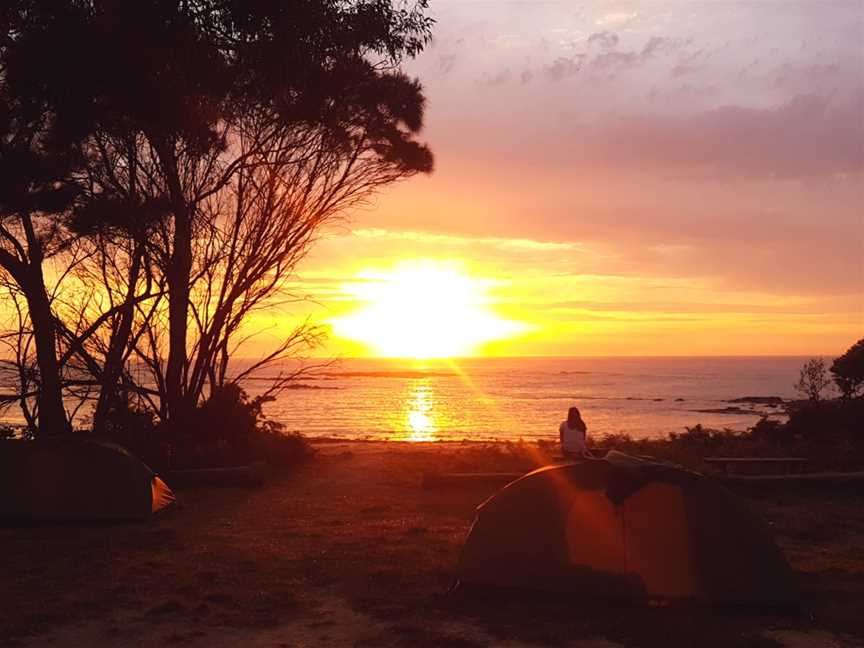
[
  {"x1": 242, "y1": 356, "x2": 809, "y2": 442},
  {"x1": 0, "y1": 356, "x2": 812, "y2": 441}
]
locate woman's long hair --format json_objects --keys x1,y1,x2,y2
[{"x1": 567, "y1": 406, "x2": 584, "y2": 429}]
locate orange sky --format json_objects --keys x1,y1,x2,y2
[
  {"x1": 258, "y1": 1, "x2": 862, "y2": 358},
  {"x1": 0, "y1": 3, "x2": 859, "y2": 372}
]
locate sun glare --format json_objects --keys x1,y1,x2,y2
[
  {"x1": 403, "y1": 382, "x2": 437, "y2": 442},
  {"x1": 330, "y1": 262, "x2": 526, "y2": 358}
]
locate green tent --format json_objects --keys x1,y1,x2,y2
[
  {"x1": 0, "y1": 439, "x2": 174, "y2": 521},
  {"x1": 459, "y1": 452, "x2": 796, "y2": 605}
]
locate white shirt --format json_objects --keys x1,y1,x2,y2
[{"x1": 559, "y1": 420, "x2": 587, "y2": 456}]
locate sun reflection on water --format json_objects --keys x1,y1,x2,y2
[{"x1": 396, "y1": 381, "x2": 438, "y2": 442}]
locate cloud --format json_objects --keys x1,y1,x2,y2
[
  {"x1": 596, "y1": 12, "x2": 637, "y2": 27},
  {"x1": 670, "y1": 47, "x2": 710, "y2": 78},
  {"x1": 479, "y1": 68, "x2": 512, "y2": 87},
  {"x1": 351, "y1": 228, "x2": 581, "y2": 253},
  {"x1": 587, "y1": 31, "x2": 618, "y2": 50},
  {"x1": 587, "y1": 35, "x2": 671, "y2": 74},
  {"x1": 590, "y1": 50, "x2": 639, "y2": 73},
  {"x1": 576, "y1": 93, "x2": 864, "y2": 178},
  {"x1": 381, "y1": 0, "x2": 864, "y2": 317},
  {"x1": 641, "y1": 36, "x2": 669, "y2": 57},
  {"x1": 543, "y1": 55, "x2": 584, "y2": 82},
  {"x1": 536, "y1": 300, "x2": 844, "y2": 316},
  {"x1": 438, "y1": 52, "x2": 458, "y2": 75}
]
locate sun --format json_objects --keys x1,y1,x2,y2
[{"x1": 330, "y1": 262, "x2": 526, "y2": 358}]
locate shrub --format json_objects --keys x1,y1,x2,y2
[
  {"x1": 670, "y1": 424, "x2": 741, "y2": 448},
  {"x1": 749, "y1": 417, "x2": 795, "y2": 445},
  {"x1": 166, "y1": 384, "x2": 313, "y2": 469},
  {"x1": 785, "y1": 398, "x2": 864, "y2": 445},
  {"x1": 99, "y1": 400, "x2": 158, "y2": 447}
]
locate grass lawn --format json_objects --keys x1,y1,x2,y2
[{"x1": 2, "y1": 441, "x2": 863, "y2": 647}]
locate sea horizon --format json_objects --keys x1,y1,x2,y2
[
  {"x1": 0, "y1": 355, "x2": 821, "y2": 438},
  {"x1": 228, "y1": 355, "x2": 812, "y2": 443}
]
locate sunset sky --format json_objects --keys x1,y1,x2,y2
[{"x1": 269, "y1": 0, "x2": 863, "y2": 358}]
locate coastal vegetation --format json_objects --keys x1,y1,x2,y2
[{"x1": 601, "y1": 344, "x2": 864, "y2": 472}]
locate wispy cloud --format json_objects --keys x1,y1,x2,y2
[
  {"x1": 543, "y1": 56, "x2": 584, "y2": 82},
  {"x1": 596, "y1": 12, "x2": 637, "y2": 27},
  {"x1": 285, "y1": 1, "x2": 864, "y2": 356},
  {"x1": 587, "y1": 31, "x2": 618, "y2": 50},
  {"x1": 575, "y1": 93, "x2": 864, "y2": 178},
  {"x1": 352, "y1": 228, "x2": 582, "y2": 253}
]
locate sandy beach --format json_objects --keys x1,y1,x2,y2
[{"x1": 2, "y1": 440, "x2": 863, "y2": 648}]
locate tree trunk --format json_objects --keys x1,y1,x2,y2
[
  {"x1": 21, "y1": 267, "x2": 68, "y2": 436},
  {"x1": 159, "y1": 144, "x2": 193, "y2": 423},
  {"x1": 92, "y1": 244, "x2": 143, "y2": 435},
  {"x1": 4, "y1": 212, "x2": 70, "y2": 437},
  {"x1": 166, "y1": 215, "x2": 192, "y2": 420}
]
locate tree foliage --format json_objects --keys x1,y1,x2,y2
[
  {"x1": 830, "y1": 338, "x2": 864, "y2": 399},
  {"x1": 0, "y1": 1, "x2": 434, "y2": 439}
]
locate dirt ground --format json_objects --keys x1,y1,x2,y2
[{"x1": 2, "y1": 441, "x2": 863, "y2": 648}]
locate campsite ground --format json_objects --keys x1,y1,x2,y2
[{"x1": 2, "y1": 441, "x2": 864, "y2": 648}]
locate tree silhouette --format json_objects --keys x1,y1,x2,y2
[
  {"x1": 0, "y1": 37, "x2": 83, "y2": 435},
  {"x1": 831, "y1": 338, "x2": 864, "y2": 399},
  {"x1": 794, "y1": 357, "x2": 831, "y2": 402},
  {"x1": 2, "y1": 1, "x2": 433, "y2": 433}
]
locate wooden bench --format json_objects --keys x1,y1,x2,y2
[{"x1": 704, "y1": 457, "x2": 807, "y2": 476}]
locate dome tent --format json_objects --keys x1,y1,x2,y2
[
  {"x1": 458, "y1": 452, "x2": 796, "y2": 605},
  {"x1": 0, "y1": 439, "x2": 174, "y2": 521}
]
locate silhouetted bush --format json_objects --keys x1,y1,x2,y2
[
  {"x1": 595, "y1": 427, "x2": 748, "y2": 467},
  {"x1": 99, "y1": 400, "x2": 158, "y2": 447},
  {"x1": 671, "y1": 423, "x2": 738, "y2": 446},
  {"x1": 164, "y1": 384, "x2": 313, "y2": 470},
  {"x1": 749, "y1": 417, "x2": 796, "y2": 445},
  {"x1": 594, "y1": 410, "x2": 863, "y2": 471},
  {"x1": 785, "y1": 398, "x2": 864, "y2": 445}
]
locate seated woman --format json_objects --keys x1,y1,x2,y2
[{"x1": 559, "y1": 406, "x2": 592, "y2": 459}]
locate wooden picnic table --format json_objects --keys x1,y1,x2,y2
[{"x1": 704, "y1": 457, "x2": 807, "y2": 475}]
